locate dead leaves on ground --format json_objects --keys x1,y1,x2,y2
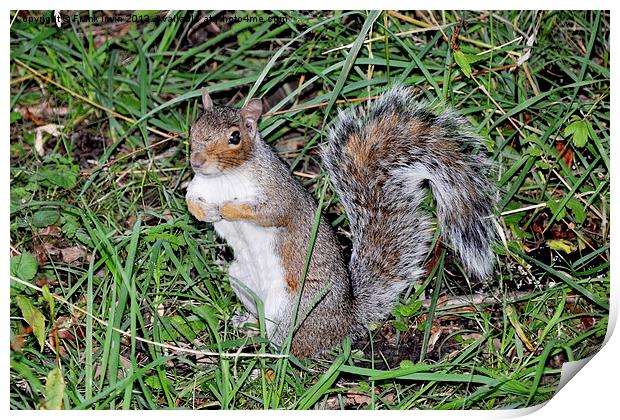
[
  {"x1": 34, "y1": 124, "x2": 64, "y2": 157},
  {"x1": 32, "y1": 240, "x2": 89, "y2": 267},
  {"x1": 15, "y1": 101, "x2": 68, "y2": 158},
  {"x1": 321, "y1": 388, "x2": 396, "y2": 409}
]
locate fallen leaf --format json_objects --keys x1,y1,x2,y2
[
  {"x1": 517, "y1": 31, "x2": 537, "y2": 66},
  {"x1": 10, "y1": 334, "x2": 26, "y2": 352},
  {"x1": 382, "y1": 392, "x2": 395, "y2": 403},
  {"x1": 20, "y1": 102, "x2": 68, "y2": 120},
  {"x1": 426, "y1": 322, "x2": 442, "y2": 353},
  {"x1": 323, "y1": 396, "x2": 339, "y2": 409},
  {"x1": 15, "y1": 295, "x2": 47, "y2": 351},
  {"x1": 567, "y1": 304, "x2": 597, "y2": 331},
  {"x1": 43, "y1": 243, "x2": 61, "y2": 258},
  {"x1": 36, "y1": 278, "x2": 51, "y2": 287},
  {"x1": 547, "y1": 239, "x2": 576, "y2": 254},
  {"x1": 505, "y1": 305, "x2": 535, "y2": 352},
  {"x1": 34, "y1": 124, "x2": 64, "y2": 157},
  {"x1": 60, "y1": 246, "x2": 86, "y2": 264},
  {"x1": 125, "y1": 215, "x2": 138, "y2": 228},
  {"x1": 42, "y1": 367, "x2": 64, "y2": 410},
  {"x1": 349, "y1": 393, "x2": 372, "y2": 405},
  {"x1": 379, "y1": 322, "x2": 398, "y2": 346},
  {"x1": 555, "y1": 140, "x2": 574, "y2": 167},
  {"x1": 580, "y1": 316, "x2": 596, "y2": 329},
  {"x1": 264, "y1": 368, "x2": 275, "y2": 383},
  {"x1": 20, "y1": 106, "x2": 46, "y2": 125}
]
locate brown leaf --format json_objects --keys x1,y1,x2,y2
[
  {"x1": 382, "y1": 392, "x2": 395, "y2": 403},
  {"x1": 425, "y1": 241, "x2": 444, "y2": 276},
  {"x1": 44, "y1": 242, "x2": 61, "y2": 256},
  {"x1": 20, "y1": 106, "x2": 46, "y2": 125},
  {"x1": 349, "y1": 393, "x2": 372, "y2": 406},
  {"x1": 426, "y1": 322, "x2": 442, "y2": 353},
  {"x1": 567, "y1": 304, "x2": 597, "y2": 330},
  {"x1": 323, "y1": 396, "x2": 340, "y2": 410},
  {"x1": 34, "y1": 124, "x2": 64, "y2": 157},
  {"x1": 32, "y1": 244, "x2": 49, "y2": 266},
  {"x1": 556, "y1": 140, "x2": 574, "y2": 167},
  {"x1": 20, "y1": 103, "x2": 69, "y2": 121},
  {"x1": 580, "y1": 316, "x2": 596, "y2": 329},
  {"x1": 124, "y1": 215, "x2": 137, "y2": 229},
  {"x1": 60, "y1": 246, "x2": 86, "y2": 264},
  {"x1": 264, "y1": 368, "x2": 276, "y2": 383},
  {"x1": 36, "y1": 278, "x2": 49, "y2": 287},
  {"x1": 10, "y1": 334, "x2": 26, "y2": 352},
  {"x1": 379, "y1": 322, "x2": 398, "y2": 346}
]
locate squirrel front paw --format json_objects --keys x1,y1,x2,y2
[{"x1": 186, "y1": 197, "x2": 222, "y2": 223}]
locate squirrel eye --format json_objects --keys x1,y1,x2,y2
[{"x1": 228, "y1": 130, "x2": 241, "y2": 145}]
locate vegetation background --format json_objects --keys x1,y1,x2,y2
[{"x1": 9, "y1": 10, "x2": 610, "y2": 409}]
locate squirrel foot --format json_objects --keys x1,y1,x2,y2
[
  {"x1": 186, "y1": 197, "x2": 222, "y2": 223},
  {"x1": 231, "y1": 309, "x2": 259, "y2": 337}
]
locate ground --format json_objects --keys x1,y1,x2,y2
[{"x1": 9, "y1": 10, "x2": 610, "y2": 409}]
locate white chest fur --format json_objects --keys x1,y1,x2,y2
[{"x1": 186, "y1": 170, "x2": 289, "y2": 334}]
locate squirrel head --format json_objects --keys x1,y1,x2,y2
[{"x1": 189, "y1": 89, "x2": 263, "y2": 175}]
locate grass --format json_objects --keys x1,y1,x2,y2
[{"x1": 9, "y1": 10, "x2": 610, "y2": 410}]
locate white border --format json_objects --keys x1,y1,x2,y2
[{"x1": 4, "y1": 3, "x2": 617, "y2": 418}]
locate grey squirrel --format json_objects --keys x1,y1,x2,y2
[{"x1": 185, "y1": 86, "x2": 496, "y2": 357}]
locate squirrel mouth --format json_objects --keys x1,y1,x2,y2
[{"x1": 192, "y1": 163, "x2": 222, "y2": 177}]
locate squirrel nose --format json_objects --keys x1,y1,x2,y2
[{"x1": 190, "y1": 152, "x2": 206, "y2": 168}]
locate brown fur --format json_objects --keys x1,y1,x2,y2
[
  {"x1": 190, "y1": 104, "x2": 256, "y2": 174},
  {"x1": 220, "y1": 202, "x2": 275, "y2": 228},
  {"x1": 186, "y1": 198, "x2": 207, "y2": 221},
  {"x1": 278, "y1": 227, "x2": 302, "y2": 293}
]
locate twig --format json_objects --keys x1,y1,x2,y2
[
  {"x1": 500, "y1": 191, "x2": 597, "y2": 216},
  {"x1": 424, "y1": 290, "x2": 585, "y2": 312},
  {"x1": 476, "y1": 36, "x2": 523, "y2": 56},
  {"x1": 426, "y1": 10, "x2": 449, "y2": 42}
]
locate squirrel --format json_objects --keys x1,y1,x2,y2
[{"x1": 185, "y1": 86, "x2": 496, "y2": 357}]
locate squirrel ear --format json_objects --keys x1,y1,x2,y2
[
  {"x1": 201, "y1": 88, "x2": 213, "y2": 110},
  {"x1": 240, "y1": 98, "x2": 263, "y2": 137}
]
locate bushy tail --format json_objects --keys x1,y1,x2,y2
[{"x1": 321, "y1": 86, "x2": 496, "y2": 327}]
